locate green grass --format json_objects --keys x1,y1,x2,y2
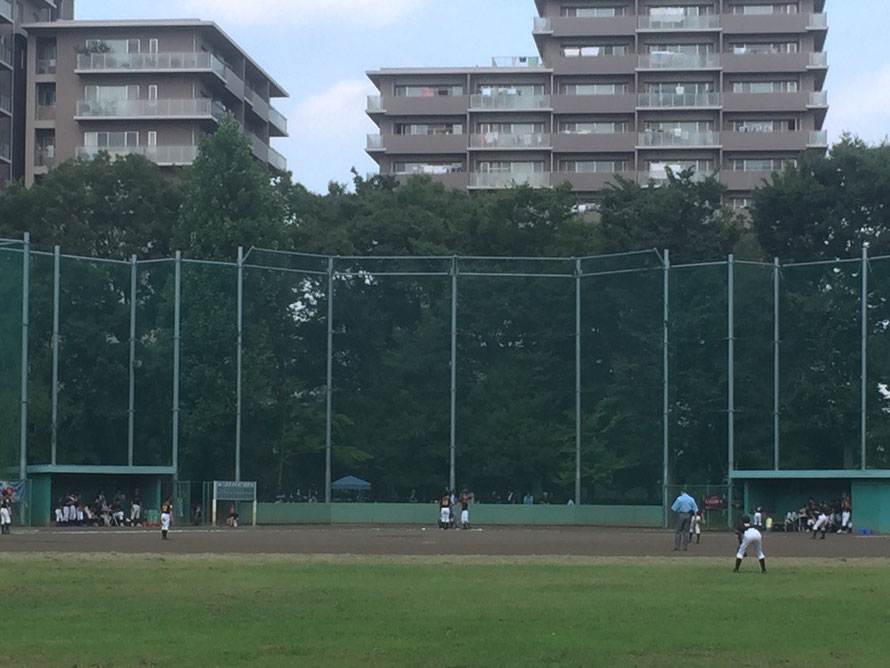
[{"x1": 4, "y1": 554, "x2": 890, "y2": 667}]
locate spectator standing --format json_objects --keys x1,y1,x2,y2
[
  {"x1": 671, "y1": 489, "x2": 698, "y2": 551},
  {"x1": 0, "y1": 496, "x2": 11, "y2": 534}
]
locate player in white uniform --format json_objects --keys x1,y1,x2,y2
[
  {"x1": 160, "y1": 500, "x2": 172, "y2": 540},
  {"x1": 734, "y1": 515, "x2": 766, "y2": 574},
  {"x1": 811, "y1": 507, "x2": 829, "y2": 539},
  {"x1": 0, "y1": 498, "x2": 12, "y2": 534}
]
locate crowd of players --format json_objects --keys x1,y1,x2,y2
[
  {"x1": 53, "y1": 490, "x2": 144, "y2": 527},
  {"x1": 778, "y1": 495, "x2": 853, "y2": 537},
  {"x1": 438, "y1": 489, "x2": 471, "y2": 529}
]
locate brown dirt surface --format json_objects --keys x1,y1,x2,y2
[{"x1": 0, "y1": 525, "x2": 887, "y2": 560}]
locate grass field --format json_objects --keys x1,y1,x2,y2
[{"x1": 5, "y1": 554, "x2": 890, "y2": 667}]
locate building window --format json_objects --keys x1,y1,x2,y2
[
  {"x1": 559, "y1": 121, "x2": 628, "y2": 134},
  {"x1": 393, "y1": 161, "x2": 463, "y2": 175},
  {"x1": 394, "y1": 123, "x2": 462, "y2": 135},
  {"x1": 731, "y1": 81, "x2": 798, "y2": 93},
  {"x1": 394, "y1": 85, "x2": 463, "y2": 97},
  {"x1": 148, "y1": 85, "x2": 158, "y2": 100},
  {"x1": 732, "y1": 4, "x2": 798, "y2": 15},
  {"x1": 149, "y1": 39, "x2": 159, "y2": 54},
  {"x1": 646, "y1": 82, "x2": 714, "y2": 94},
  {"x1": 147, "y1": 131, "x2": 157, "y2": 147},
  {"x1": 84, "y1": 131, "x2": 140, "y2": 148},
  {"x1": 645, "y1": 120, "x2": 714, "y2": 134},
  {"x1": 477, "y1": 122, "x2": 544, "y2": 135},
  {"x1": 730, "y1": 198, "x2": 753, "y2": 210},
  {"x1": 730, "y1": 42, "x2": 799, "y2": 54},
  {"x1": 84, "y1": 85, "x2": 140, "y2": 100},
  {"x1": 560, "y1": 82, "x2": 628, "y2": 95},
  {"x1": 562, "y1": 44, "x2": 628, "y2": 57},
  {"x1": 477, "y1": 83, "x2": 544, "y2": 96},
  {"x1": 559, "y1": 160, "x2": 628, "y2": 173},
  {"x1": 477, "y1": 161, "x2": 545, "y2": 174},
  {"x1": 732, "y1": 158, "x2": 796, "y2": 172},
  {"x1": 561, "y1": 7, "x2": 626, "y2": 17},
  {"x1": 646, "y1": 160, "x2": 714, "y2": 177},
  {"x1": 732, "y1": 119, "x2": 797, "y2": 132}
]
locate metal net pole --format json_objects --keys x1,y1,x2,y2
[
  {"x1": 172, "y1": 251, "x2": 182, "y2": 479},
  {"x1": 128, "y1": 254, "x2": 137, "y2": 467},
  {"x1": 662, "y1": 249, "x2": 670, "y2": 528},
  {"x1": 51, "y1": 245, "x2": 60, "y2": 466},
  {"x1": 325, "y1": 256, "x2": 334, "y2": 503},
  {"x1": 773, "y1": 257, "x2": 780, "y2": 471},
  {"x1": 727, "y1": 255, "x2": 735, "y2": 524},
  {"x1": 19, "y1": 233, "x2": 30, "y2": 492},
  {"x1": 574, "y1": 258, "x2": 581, "y2": 505},
  {"x1": 235, "y1": 246, "x2": 243, "y2": 482},
  {"x1": 861, "y1": 244, "x2": 868, "y2": 470},
  {"x1": 449, "y1": 256, "x2": 457, "y2": 492}
]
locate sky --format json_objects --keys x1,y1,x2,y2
[{"x1": 75, "y1": 0, "x2": 890, "y2": 193}]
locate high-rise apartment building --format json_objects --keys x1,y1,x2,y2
[
  {"x1": 366, "y1": 0, "x2": 828, "y2": 208},
  {"x1": 1, "y1": 0, "x2": 73, "y2": 187},
  {"x1": 22, "y1": 19, "x2": 288, "y2": 186}
]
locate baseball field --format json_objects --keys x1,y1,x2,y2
[{"x1": 3, "y1": 526, "x2": 889, "y2": 667}]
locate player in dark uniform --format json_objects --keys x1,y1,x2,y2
[
  {"x1": 459, "y1": 492, "x2": 470, "y2": 530},
  {"x1": 438, "y1": 492, "x2": 451, "y2": 530}
]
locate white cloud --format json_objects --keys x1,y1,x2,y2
[
  {"x1": 827, "y1": 65, "x2": 890, "y2": 144},
  {"x1": 179, "y1": 0, "x2": 422, "y2": 29},
  {"x1": 290, "y1": 79, "x2": 377, "y2": 140}
]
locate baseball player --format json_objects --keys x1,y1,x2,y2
[
  {"x1": 438, "y1": 491, "x2": 451, "y2": 530},
  {"x1": 734, "y1": 515, "x2": 766, "y2": 574},
  {"x1": 459, "y1": 491, "x2": 470, "y2": 530},
  {"x1": 811, "y1": 506, "x2": 829, "y2": 539},
  {"x1": 160, "y1": 499, "x2": 172, "y2": 540},
  {"x1": 0, "y1": 497, "x2": 11, "y2": 534}
]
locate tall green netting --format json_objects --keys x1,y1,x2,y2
[
  {"x1": 57, "y1": 257, "x2": 131, "y2": 465},
  {"x1": 579, "y1": 254, "x2": 663, "y2": 504},
  {"x1": 669, "y1": 264, "x2": 728, "y2": 486},
  {"x1": 178, "y1": 260, "x2": 238, "y2": 481},
  {"x1": 779, "y1": 261, "x2": 860, "y2": 469},
  {"x1": 134, "y1": 260, "x2": 175, "y2": 467},
  {"x1": 242, "y1": 255, "x2": 328, "y2": 501},
  {"x1": 734, "y1": 262, "x2": 775, "y2": 470},
  {"x1": 0, "y1": 246, "x2": 23, "y2": 475},
  {"x1": 456, "y1": 259, "x2": 575, "y2": 505},
  {"x1": 865, "y1": 255, "x2": 890, "y2": 469},
  {"x1": 331, "y1": 257, "x2": 452, "y2": 503},
  {"x1": 24, "y1": 252, "x2": 53, "y2": 465}
]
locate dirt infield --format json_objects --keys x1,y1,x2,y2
[{"x1": 0, "y1": 525, "x2": 886, "y2": 559}]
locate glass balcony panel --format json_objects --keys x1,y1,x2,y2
[
  {"x1": 637, "y1": 92, "x2": 721, "y2": 108},
  {"x1": 470, "y1": 172, "x2": 550, "y2": 188},
  {"x1": 76, "y1": 145, "x2": 199, "y2": 164},
  {"x1": 268, "y1": 147, "x2": 287, "y2": 171},
  {"x1": 269, "y1": 105, "x2": 288, "y2": 133},
  {"x1": 638, "y1": 15, "x2": 719, "y2": 30},
  {"x1": 76, "y1": 52, "x2": 226, "y2": 78},
  {"x1": 639, "y1": 131, "x2": 719, "y2": 147},
  {"x1": 638, "y1": 53, "x2": 720, "y2": 69},
  {"x1": 808, "y1": 91, "x2": 828, "y2": 106},
  {"x1": 469, "y1": 94, "x2": 550, "y2": 110},
  {"x1": 808, "y1": 130, "x2": 828, "y2": 145},
  {"x1": 469, "y1": 133, "x2": 550, "y2": 148},
  {"x1": 809, "y1": 52, "x2": 828, "y2": 67},
  {"x1": 75, "y1": 98, "x2": 226, "y2": 119},
  {"x1": 366, "y1": 134, "x2": 383, "y2": 149}
]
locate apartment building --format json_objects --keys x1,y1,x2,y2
[
  {"x1": 1, "y1": 0, "x2": 73, "y2": 188},
  {"x1": 366, "y1": 0, "x2": 828, "y2": 207},
  {"x1": 22, "y1": 19, "x2": 289, "y2": 186}
]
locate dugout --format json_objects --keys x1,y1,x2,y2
[
  {"x1": 732, "y1": 470, "x2": 890, "y2": 534},
  {"x1": 27, "y1": 466, "x2": 174, "y2": 526}
]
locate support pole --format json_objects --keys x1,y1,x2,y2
[
  {"x1": 861, "y1": 244, "x2": 868, "y2": 470},
  {"x1": 727, "y1": 254, "x2": 735, "y2": 524},
  {"x1": 127, "y1": 254, "x2": 137, "y2": 467},
  {"x1": 172, "y1": 251, "x2": 181, "y2": 479},
  {"x1": 325, "y1": 257, "x2": 334, "y2": 503},
  {"x1": 574, "y1": 258, "x2": 582, "y2": 506},
  {"x1": 449, "y1": 256, "x2": 457, "y2": 492},
  {"x1": 51, "y1": 245, "x2": 60, "y2": 466},
  {"x1": 20, "y1": 233, "x2": 30, "y2": 491},
  {"x1": 773, "y1": 257, "x2": 780, "y2": 471},
  {"x1": 235, "y1": 246, "x2": 243, "y2": 482},
  {"x1": 662, "y1": 249, "x2": 670, "y2": 528}
]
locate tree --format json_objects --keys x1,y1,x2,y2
[{"x1": 0, "y1": 153, "x2": 181, "y2": 259}]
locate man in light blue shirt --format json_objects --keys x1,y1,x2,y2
[{"x1": 671, "y1": 490, "x2": 698, "y2": 551}]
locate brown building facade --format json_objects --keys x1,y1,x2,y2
[
  {"x1": 23, "y1": 19, "x2": 288, "y2": 186},
  {"x1": 366, "y1": 0, "x2": 828, "y2": 207}
]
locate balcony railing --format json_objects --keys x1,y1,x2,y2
[
  {"x1": 367, "y1": 134, "x2": 383, "y2": 150},
  {"x1": 269, "y1": 105, "x2": 288, "y2": 134},
  {"x1": 470, "y1": 172, "x2": 550, "y2": 189},
  {"x1": 533, "y1": 17, "x2": 551, "y2": 32},
  {"x1": 469, "y1": 94, "x2": 550, "y2": 110},
  {"x1": 35, "y1": 148, "x2": 56, "y2": 167},
  {"x1": 36, "y1": 58, "x2": 56, "y2": 74},
  {"x1": 76, "y1": 145, "x2": 199, "y2": 164},
  {"x1": 808, "y1": 91, "x2": 828, "y2": 106},
  {"x1": 637, "y1": 92, "x2": 721, "y2": 108},
  {"x1": 268, "y1": 147, "x2": 287, "y2": 172},
  {"x1": 0, "y1": 0, "x2": 12, "y2": 22},
  {"x1": 639, "y1": 170, "x2": 709, "y2": 185},
  {"x1": 35, "y1": 104, "x2": 55, "y2": 120},
  {"x1": 367, "y1": 95, "x2": 383, "y2": 112},
  {"x1": 638, "y1": 15, "x2": 719, "y2": 31},
  {"x1": 491, "y1": 56, "x2": 544, "y2": 68},
  {"x1": 76, "y1": 51, "x2": 226, "y2": 78},
  {"x1": 639, "y1": 131, "x2": 719, "y2": 147},
  {"x1": 808, "y1": 13, "x2": 828, "y2": 28},
  {"x1": 638, "y1": 53, "x2": 720, "y2": 69},
  {"x1": 809, "y1": 52, "x2": 828, "y2": 67},
  {"x1": 75, "y1": 98, "x2": 227, "y2": 120},
  {"x1": 469, "y1": 133, "x2": 550, "y2": 149},
  {"x1": 808, "y1": 130, "x2": 829, "y2": 146}
]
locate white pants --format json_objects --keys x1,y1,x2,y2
[
  {"x1": 813, "y1": 514, "x2": 829, "y2": 532},
  {"x1": 160, "y1": 513, "x2": 171, "y2": 531},
  {"x1": 737, "y1": 528, "x2": 765, "y2": 560},
  {"x1": 753, "y1": 512, "x2": 762, "y2": 527},
  {"x1": 841, "y1": 511, "x2": 851, "y2": 528},
  {"x1": 0, "y1": 508, "x2": 10, "y2": 525},
  {"x1": 440, "y1": 508, "x2": 450, "y2": 524},
  {"x1": 55, "y1": 508, "x2": 63, "y2": 523},
  {"x1": 131, "y1": 504, "x2": 141, "y2": 522},
  {"x1": 62, "y1": 505, "x2": 71, "y2": 522},
  {"x1": 460, "y1": 509, "x2": 469, "y2": 525}
]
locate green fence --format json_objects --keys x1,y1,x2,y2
[{"x1": 3, "y1": 237, "x2": 890, "y2": 518}]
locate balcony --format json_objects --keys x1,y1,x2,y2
[
  {"x1": 491, "y1": 56, "x2": 544, "y2": 68},
  {"x1": 469, "y1": 172, "x2": 550, "y2": 189},
  {"x1": 75, "y1": 52, "x2": 226, "y2": 78},
  {"x1": 637, "y1": 92, "x2": 721, "y2": 108},
  {"x1": 393, "y1": 172, "x2": 470, "y2": 190},
  {"x1": 469, "y1": 133, "x2": 550, "y2": 149},
  {"x1": 245, "y1": 131, "x2": 268, "y2": 162},
  {"x1": 269, "y1": 105, "x2": 288, "y2": 136},
  {"x1": 534, "y1": 16, "x2": 636, "y2": 37},
  {"x1": 809, "y1": 52, "x2": 828, "y2": 68},
  {"x1": 552, "y1": 132, "x2": 635, "y2": 153},
  {"x1": 722, "y1": 52, "x2": 809, "y2": 74},
  {"x1": 74, "y1": 98, "x2": 227, "y2": 121},
  {"x1": 808, "y1": 13, "x2": 828, "y2": 29},
  {"x1": 367, "y1": 134, "x2": 383, "y2": 151},
  {"x1": 268, "y1": 147, "x2": 287, "y2": 172},
  {"x1": 549, "y1": 54, "x2": 636, "y2": 75},
  {"x1": 638, "y1": 15, "x2": 720, "y2": 31},
  {"x1": 639, "y1": 170, "x2": 710, "y2": 185},
  {"x1": 35, "y1": 148, "x2": 56, "y2": 168},
  {"x1": 469, "y1": 94, "x2": 550, "y2": 111},
  {"x1": 809, "y1": 91, "x2": 828, "y2": 107},
  {"x1": 723, "y1": 91, "x2": 809, "y2": 113},
  {"x1": 552, "y1": 171, "x2": 635, "y2": 191},
  {"x1": 808, "y1": 130, "x2": 828, "y2": 147},
  {"x1": 552, "y1": 93, "x2": 635, "y2": 114},
  {"x1": 76, "y1": 145, "x2": 199, "y2": 165},
  {"x1": 722, "y1": 12, "x2": 812, "y2": 35},
  {"x1": 375, "y1": 133, "x2": 468, "y2": 154},
  {"x1": 0, "y1": 0, "x2": 11, "y2": 22},
  {"x1": 638, "y1": 53, "x2": 720, "y2": 70},
  {"x1": 638, "y1": 131, "x2": 720, "y2": 148},
  {"x1": 722, "y1": 130, "x2": 818, "y2": 152}
]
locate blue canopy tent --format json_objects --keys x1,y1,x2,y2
[{"x1": 331, "y1": 475, "x2": 371, "y2": 492}]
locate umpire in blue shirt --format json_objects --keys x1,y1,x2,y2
[{"x1": 671, "y1": 490, "x2": 698, "y2": 551}]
